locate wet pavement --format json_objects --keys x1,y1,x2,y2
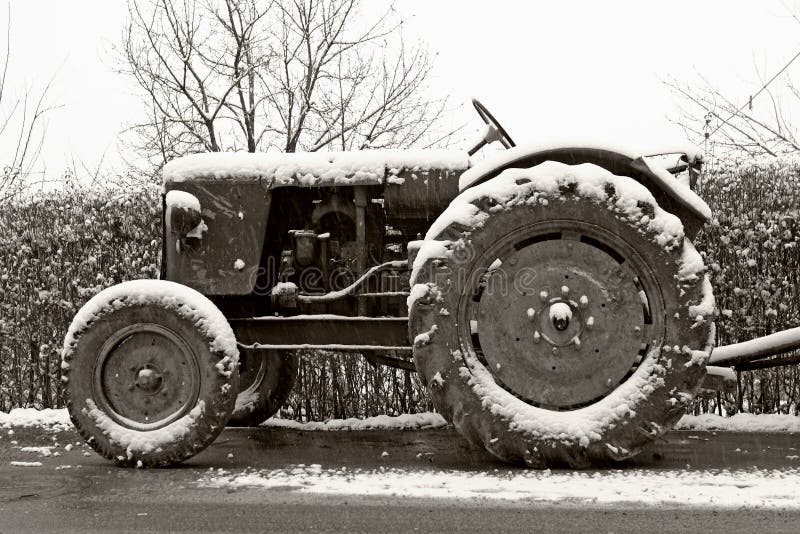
[{"x1": 2, "y1": 425, "x2": 800, "y2": 533}]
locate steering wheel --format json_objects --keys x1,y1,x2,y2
[{"x1": 468, "y1": 98, "x2": 516, "y2": 155}]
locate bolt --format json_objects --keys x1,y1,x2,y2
[
  {"x1": 634, "y1": 326, "x2": 641, "y2": 333},
  {"x1": 539, "y1": 290, "x2": 549, "y2": 302},
  {"x1": 533, "y1": 331, "x2": 541, "y2": 343},
  {"x1": 526, "y1": 308, "x2": 536, "y2": 321},
  {"x1": 579, "y1": 295, "x2": 589, "y2": 308},
  {"x1": 549, "y1": 302, "x2": 572, "y2": 331},
  {"x1": 552, "y1": 347, "x2": 558, "y2": 355},
  {"x1": 561, "y1": 285, "x2": 570, "y2": 297},
  {"x1": 586, "y1": 316, "x2": 595, "y2": 329},
  {"x1": 573, "y1": 336, "x2": 581, "y2": 348}
]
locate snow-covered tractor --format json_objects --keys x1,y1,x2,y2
[{"x1": 62, "y1": 100, "x2": 791, "y2": 468}]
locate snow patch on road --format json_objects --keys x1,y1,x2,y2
[
  {"x1": 6, "y1": 408, "x2": 800, "y2": 435},
  {"x1": 0, "y1": 408, "x2": 72, "y2": 432},
  {"x1": 263, "y1": 412, "x2": 448, "y2": 431},
  {"x1": 677, "y1": 413, "x2": 800, "y2": 433},
  {"x1": 19, "y1": 446, "x2": 54, "y2": 457},
  {"x1": 200, "y1": 464, "x2": 800, "y2": 508}
]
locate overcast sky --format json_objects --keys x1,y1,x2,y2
[{"x1": 3, "y1": 0, "x2": 800, "y2": 178}]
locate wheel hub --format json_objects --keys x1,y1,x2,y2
[
  {"x1": 135, "y1": 365, "x2": 164, "y2": 394},
  {"x1": 549, "y1": 301, "x2": 572, "y2": 331},
  {"x1": 537, "y1": 297, "x2": 583, "y2": 345},
  {"x1": 93, "y1": 323, "x2": 200, "y2": 430},
  {"x1": 462, "y1": 224, "x2": 661, "y2": 410}
]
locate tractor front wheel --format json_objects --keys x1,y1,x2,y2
[{"x1": 62, "y1": 280, "x2": 239, "y2": 467}]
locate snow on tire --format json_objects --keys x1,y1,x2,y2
[
  {"x1": 409, "y1": 161, "x2": 715, "y2": 468},
  {"x1": 61, "y1": 280, "x2": 239, "y2": 467}
]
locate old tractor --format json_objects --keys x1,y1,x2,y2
[{"x1": 62, "y1": 100, "x2": 799, "y2": 468}]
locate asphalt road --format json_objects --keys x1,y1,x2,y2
[{"x1": 2, "y1": 425, "x2": 800, "y2": 533}]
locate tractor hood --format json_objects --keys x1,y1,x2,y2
[{"x1": 163, "y1": 149, "x2": 470, "y2": 188}]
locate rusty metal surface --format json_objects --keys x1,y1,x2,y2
[
  {"x1": 230, "y1": 316, "x2": 412, "y2": 350},
  {"x1": 710, "y1": 326, "x2": 800, "y2": 367},
  {"x1": 93, "y1": 323, "x2": 201, "y2": 429},
  {"x1": 471, "y1": 227, "x2": 657, "y2": 409},
  {"x1": 700, "y1": 366, "x2": 737, "y2": 394},
  {"x1": 383, "y1": 168, "x2": 461, "y2": 237},
  {"x1": 164, "y1": 182, "x2": 271, "y2": 295}
]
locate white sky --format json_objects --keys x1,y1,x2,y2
[{"x1": 2, "y1": 0, "x2": 800, "y2": 178}]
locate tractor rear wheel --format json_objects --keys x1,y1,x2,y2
[
  {"x1": 228, "y1": 348, "x2": 299, "y2": 427},
  {"x1": 62, "y1": 280, "x2": 239, "y2": 467},
  {"x1": 409, "y1": 161, "x2": 714, "y2": 468}
]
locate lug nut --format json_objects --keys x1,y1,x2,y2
[
  {"x1": 539, "y1": 290, "x2": 549, "y2": 302},
  {"x1": 526, "y1": 308, "x2": 536, "y2": 321},
  {"x1": 586, "y1": 316, "x2": 595, "y2": 329},
  {"x1": 579, "y1": 295, "x2": 588, "y2": 308},
  {"x1": 561, "y1": 285, "x2": 570, "y2": 297}
]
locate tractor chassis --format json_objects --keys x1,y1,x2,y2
[{"x1": 231, "y1": 315, "x2": 414, "y2": 371}]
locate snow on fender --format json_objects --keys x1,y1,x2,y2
[
  {"x1": 61, "y1": 279, "x2": 239, "y2": 467},
  {"x1": 409, "y1": 161, "x2": 715, "y2": 468}
]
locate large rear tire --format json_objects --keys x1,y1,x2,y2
[
  {"x1": 228, "y1": 348, "x2": 298, "y2": 427},
  {"x1": 62, "y1": 280, "x2": 239, "y2": 467},
  {"x1": 409, "y1": 161, "x2": 715, "y2": 468}
]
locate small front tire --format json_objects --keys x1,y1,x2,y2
[{"x1": 62, "y1": 280, "x2": 239, "y2": 467}]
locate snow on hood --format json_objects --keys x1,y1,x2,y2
[{"x1": 163, "y1": 149, "x2": 469, "y2": 186}]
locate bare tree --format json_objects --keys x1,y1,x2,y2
[
  {"x1": 0, "y1": 6, "x2": 56, "y2": 199},
  {"x1": 666, "y1": 71, "x2": 800, "y2": 160},
  {"x1": 121, "y1": 0, "x2": 453, "y2": 171},
  {"x1": 666, "y1": 4, "x2": 800, "y2": 162}
]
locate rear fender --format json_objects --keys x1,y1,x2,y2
[{"x1": 460, "y1": 146, "x2": 711, "y2": 239}]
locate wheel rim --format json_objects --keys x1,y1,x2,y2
[
  {"x1": 457, "y1": 220, "x2": 666, "y2": 411},
  {"x1": 92, "y1": 323, "x2": 201, "y2": 430}
]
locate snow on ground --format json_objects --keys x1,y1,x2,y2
[
  {"x1": 200, "y1": 464, "x2": 800, "y2": 508},
  {"x1": 676, "y1": 413, "x2": 800, "y2": 433},
  {"x1": 5, "y1": 409, "x2": 800, "y2": 434},
  {"x1": 9, "y1": 461, "x2": 43, "y2": 467},
  {"x1": 19, "y1": 446, "x2": 54, "y2": 457},
  {"x1": 0, "y1": 408, "x2": 72, "y2": 432},
  {"x1": 262, "y1": 412, "x2": 448, "y2": 431}
]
